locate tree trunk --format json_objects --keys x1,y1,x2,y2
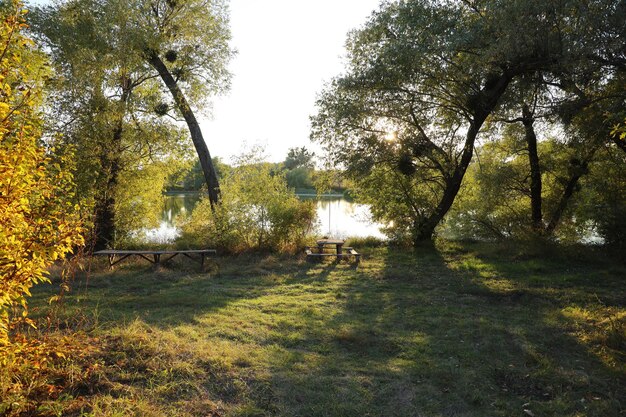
[
  {"x1": 545, "y1": 152, "x2": 598, "y2": 235},
  {"x1": 147, "y1": 52, "x2": 221, "y2": 207},
  {"x1": 411, "y1": 74, "x2": 512, "y2": 244},
  {"x1": 544, "y1": 135, "x2": 602, "y2": 235},
  {"x1": 522, "y1": 104, "x2": 543, "y2": 232},
  {"x1": 545, "y1": 166, "x2": 586, "y2": 235},
  {"x1": 94, "y1": 86, "x2": 130, "y2": 251},
  {"x1": 94, "y1": 135, "x2": 121, "y2": 251}
]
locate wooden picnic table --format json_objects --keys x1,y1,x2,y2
[
  {"x1": 93, "y1": 249, "x2": 217, "y2": 270},
  {"x1": 306, "y1": 239, "x2": 360, "y2": 264},
  {"x1": 317, "y1": 239, "x2": 345, "y2": 260}
]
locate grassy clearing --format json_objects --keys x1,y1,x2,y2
[{"x1": 3, "y1": 241, "x2": 625, "y2": 416}]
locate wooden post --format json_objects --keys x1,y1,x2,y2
[{"x1": 336, "y1": 242, "x2": 343, "y2": 261}]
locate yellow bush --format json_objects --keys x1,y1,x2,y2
[{"x1": 0, "y1": 2, "x2": 83, "y2": 347}]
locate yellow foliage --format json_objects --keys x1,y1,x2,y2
[{"x1": 0, "y1": 2, "x2": 83, "y2": 348}]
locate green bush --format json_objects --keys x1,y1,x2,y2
[
  {"x1": 344, "y1": 236, "x2": 386, "y2": 249},
  {"x1": 179, "y1": 155, "x2": 316, "y2": 253}
]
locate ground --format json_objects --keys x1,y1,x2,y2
[{"x1": 3, "y1": 241, "x2": 625, "y2": 416}]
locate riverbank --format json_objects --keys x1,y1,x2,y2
[
  {"x1": 156, "y1": 192, "x2": 384, "y2": 242},
  {"x1": 163, "y1": 189, "x2": 349, "y2": 198},
  {"x1": 4, "y1": 241, "x2": 625, "y2": 416}
]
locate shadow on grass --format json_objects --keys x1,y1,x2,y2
[
  {"x1": 28, "y1": 244, "x2": 625, "y2": 417},
  {"x1": 258, "y1": 244, "x2": 625, "y2": 417},
  {"x1": 34, "y1": 253, "x2": 342, "y2": 329}
]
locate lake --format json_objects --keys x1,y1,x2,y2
[{"x1": 143, "y1": 193, "x2": 385, "y2": 243}]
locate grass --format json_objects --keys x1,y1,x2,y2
[{"x1": 3, "y1": 241, "x2": 625, "y2": 416}]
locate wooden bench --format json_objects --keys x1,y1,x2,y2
[
  {"x1": 305, "y1": 246, "x2": 360, "y2": 264},
  {"x1": 93, "y1": 249, "x2": 217, "y2": 270}
]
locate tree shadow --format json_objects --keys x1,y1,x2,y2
[
  {"x1": 34, "y1": 252, "x2": 344, "y2": 330},
  {"x1": 28, "y1": 246, "x2": 624, "y2": 416},
  {"x1": 257, "y1": 244, "x2": 625, "y2": 417}
]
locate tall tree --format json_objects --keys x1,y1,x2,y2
[
  {"x1": 32, "y1": 0, "x2": 197, "y2": 248},
  {"x1": 312, "y1": 0, "x2": 625, "y2": 244},
  {"x1": 284, "y1": 147, "x2": 316, "y2": 170},
  {"x1": 133, "y1": 0, "x2": 233, "y2": 208},
  {"x1": 312, "y1": 0, "x2": 562, "y2": 244}
]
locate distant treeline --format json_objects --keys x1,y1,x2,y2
[{"x1": 166, "y1": 147, "x2": 352, "y2": 196}]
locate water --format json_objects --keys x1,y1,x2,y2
[
  {"x1": 142, "y1": 193, "x2": 385, "y2": 243},
  {"x1": 301, "y1": 195, "x2": 385, "y2": 239}
]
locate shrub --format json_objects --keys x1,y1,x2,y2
[
  {"x1": 0, "y1": 2, "x2": 83, "y2": 346},
  {"x1": 180, "y1": 152, "x2": 316, "y2": 253}
]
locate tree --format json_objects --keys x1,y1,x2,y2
[
  {"x1": 284, "y1": 147, "x2": 315, "y2": 170},
  {"x1": 167, "y1": 157, "x2": 232, "y2": 191},
  {"x1": 32, "y1": 0, "x2": 166, "y2": 248},
  {"x1": 489, "y1": 83, "x2": 606, "y2": 238},
  {"x1": 37, "y1": 0, "x2": 233, "y2": 208},
  {"x1": 312, "y1": 0, "x2": 558, "y2": 244},
  {"x1": 444, "y1": 133, "x2": 598, "y2": 241},
  {"x1": 489, "y1": 3, "x2": 626, "y2": 237},
  {"x1": 580, "y1": 145, "x2": 626, "y2": 249},
  {"x1": 312, "y1": 0, "x2": 625, "y2": 245},
  {"x1": 31, "y1": 0, "x2": 219, "y2": 248},
  {"x1": 0, "y1": 2, "x2": 83, "y2": 345},
  {"x1": 283, "y1": 147, "x2": 315, "y2": 190},
  {"x1": 443, "y1": 58, "x2": 624, "y2": 242},
  {"x1": 135, "y1": 0, "x2": 233, "y2": 208}
]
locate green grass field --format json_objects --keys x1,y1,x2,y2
[{"x1": 6, "y1": 241, "x2": 625, "y2": 416}]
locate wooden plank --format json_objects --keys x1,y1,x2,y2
[
  {"x1": 94, "y1": 249, "x2": 216, "y2": 255},
  {"x1": 316, "y1": 239, "x2": 345, "y2": 246},
  {"x1": 137, "y1": 254, "x2": 156, "y2": 264},
  {"x1": 93, "y1": 249, "x2": 217, "y2": 270},
  {"x1": 348, "y1": 248, "x2": 361, "y2": 264}
]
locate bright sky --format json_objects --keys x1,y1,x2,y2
[
  {"x1": 28, "y1": 0, "x2": 382, "y2": 163},
  {"x1": 202, "y1": 0, "x2": 381, "y2": 162}
]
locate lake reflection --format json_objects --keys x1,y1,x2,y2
[
  {"x1": 143, "y1": 193, "x2": 385, "y2": 243},
  {"x1": 310, "y1": 196, "x2": 385, "y2": 239}
]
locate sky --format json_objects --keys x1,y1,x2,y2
[
  {"x1": 28, "y1": 0, "x2": 382, "y2": 163},
  {"x1": 202, "y1": 0, "x2": 381, "y2": 162}
]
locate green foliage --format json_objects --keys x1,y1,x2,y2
[
  {"x1": 180, "y1": 149, "x2": 316, "y2": 253},
  {"x1": 285, "y1": 166, "x2": 313, "y2": 190},
  {"x1": 312, "y1": 155, "x2": 352, "y2": 196},
  {"x1": 353, "y1": 164, "x2": 441, "y2": 245},
  {"x1": 31, "y1": 0, "x2": 208, "y2": 247},
  {"x1": 343, "y1": 235, "x2": 386, "y2": 248},
  {"x1": 282, "y1": 147, "x2": 321, "y2": 191},
  {"x1": 167, "y1": 157, "x2": 232, "y2": 191},
  {"x1": 284, "y1": 146, "x2": 315, "y2": 170},
  {"x1": 0, "y1": 2, "x2": 83, "y2": 345},
  {"x1": 114, "y1": 161, "x2": 178, "y2": 245},
  {"x1": 444, "y1": 132, "x2": 607, "y2": 241},
  {"x1": 134, "y1": 0, "x2": 233, "y2": 105},
  {"x1": 577, "y1": 146, "x2": 626, "y2": 249},
  {"x1": 311, "y1": 0, "x2": 625, "y2": 244}
]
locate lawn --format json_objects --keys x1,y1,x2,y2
[{"x1": 5, "y1": 241, "x2": 625, "y2": 416}]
